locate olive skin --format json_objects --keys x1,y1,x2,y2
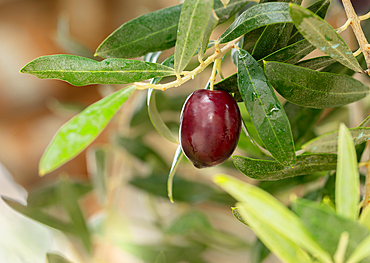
[{"x1": 179, "y1": 89, "x2": 242, "y2": 168}]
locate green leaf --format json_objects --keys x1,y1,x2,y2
[
  {"x1": 295, "y1": 56, "x2": 336, "y2": 70},
  {"x1": 292, "y1": 198, "x2": 370, "y2": 261},
  {"x1": 27, "y1": 180, "x2": 92, "y2": 208},
  {"x1": 2, "y1": 197, "x2": 75, "y2": 234},
  {"x1": 261, "y1": 39, "x2": 315, "y2": 65},
  {"x1": 198, "y1": 12, "x2": 219, "y2": 61},
  {"x1": 218, "y1": 2, "x2": 292, "y2": 44},
  {"x1": 236, "y1": 49, "x2": 296, "y2": 166},
  {"x1": 289, "y1": 4, "x2": 363, "y2": 73},
  {"x1": 95, "y1": 0, "x2": 249, "y2": 58},
  {"x1": 86, "y1": 147, "x2": 108, "y2": 205},
  {"x1": 167, "y1": 145, "x2": 183, "y2": 203},
  {"x1": 95, "y1": 5, "x2": 182, "y2": 58},
  {"x1": 284, "y1": 102, "x2": 322, "y2": 144},
  {"x1": 58, "y1": 177, "x2": 92, "y2": 252},
  {"x1": 359, "y1": 115, "x2": 370, "y2": 127},
  {"x1": 213, "y1": 73, "x2": 242, "y2": 102},
  {"x1": 288, "y1": 0, "x2": 330, "y2": 45},
  {"x1": 20, "y1": 55, "x2": 175, "y2": 86},
  {"x1": 39, "y1": 85, "x2": 135, "y2": 175},
  {"x1": 154, "y1": 251, "x2": 167, "y2": 263},
  {"x1": 264, "y1": 61, "x2": 369, "y2": 109},
  {"x1": 148, "y1": 89, "x2": 178, "y2": 143},
  {"x1": 46, "y1": 253, "x2": 71, "y2": 263},
  {"x1": 166, "y1": 210, "x2": 212, "y2": 234},
  {"x1": 347, "y1": 236, "x2": 370, "y2": 263},
  {"x1": 232, "y1": 207, "x2": 249, "y2": 226},
  {"x1": 360, "y1": 206, "x2": 370, "y2": 230},
  {"x1": 233, "y1": 154, "x2": 336, "y2": 180},
  {"x1": 115, "y1": 135, "x2": 168, "y2": 169},
  {"x1": 174, "y1": 0, "x2": 213, "y2": 75},
  {"x1": 250, "y1": 238, "x2": 270, "y2": 263},
  {"x1": 302, "y1": 127, "x2": 370, "y2": 153},
  {"x1": 213, "y1": 174, "x2": 332, "y2": 263},
  {"x1": 336, "y1": 123, "x2": 360, "y2": 221},
  {"x1": 237, "y1": 204, "x2": 312, "y2": 263}
]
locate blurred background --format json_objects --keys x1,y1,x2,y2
[{"x1": 0, "y1": 0, "x2": 369, "y2": 262}]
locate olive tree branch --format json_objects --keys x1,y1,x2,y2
[
  {"x1": 134, "y1": 37, "x2": 242, "y2": 91},
  {"x1": 341, "y1": 0, "x2": 370, "y2": 73}
]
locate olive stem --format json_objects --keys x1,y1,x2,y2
[
  {"x1": 341, "y1": 0, "x2": 370, "y2": 73},
  {"x1": 134, "y1": 37, "x2": 242, "y2": 91}
]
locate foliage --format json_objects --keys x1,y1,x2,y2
[{"x1": 10, "y1": 0, "x2": 370, "y2": 262}]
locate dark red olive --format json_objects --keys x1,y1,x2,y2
[{"x1": 179, "y1": 89, "x2": 242, "y2": 168}]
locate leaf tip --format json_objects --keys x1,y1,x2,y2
[{"x1": 213, "y1": 174, "x2": 229, "y2": 185}]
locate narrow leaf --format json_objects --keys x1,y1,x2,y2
[
  {"x1": 290, "y1": 4, "x2": 363, "y2": 73},
  {"x1": 199, "y1": 11, "x2": 219, "y2": 61},
  {"x1": 86, "y1": 147, "x2": 108, "y2": 205},
  {"x1": 2, "y1": 197, "x2": 75, "y2": 234},
  {"x1": 288, "y1": 0, "x2": 330, "y2": 45},
  {"x1": 347, "y1": 236, "x2": 370, "y2": 263},
  {"x1": 295, "y1": 56, "x2": 336, "y2": 70},
  {"x1": 58, "y1": 177, "x2": 92, "y2": 252},
  {"x1": 292, "y1": 198, "x2": 370, "y2": 261},
  {"x1": 174, "y1": 0, "x2": 213, "y2": 75},
  {"x1": 39, "y1": 85, "x2": 135, "y2": 175},
  {"x1": 237, "y1": 204, "x2": 312, "y2": 263},
  {"x1": 147, "y1": 89, "x2": 178, "y2": 143},
  {"x1": 236, "y1": 49, "x2": 296, "y2": 166},
  {"x1": 232, "y1": 207, "x2": 248, "y2": 226},
  {"x1": 213, "y1": 73, "x2": 242, "y2": 102},
  {"x1": 218, "y1": 2, "x2": 292, "y2": 44},
  {"x1": 336, "y1": 123, "x2": 360, "y2": 220},
  {"x1": 154, "y1": 251, "x2": 167, "y2": 263},
  {"x1": 360, "y1": 206, "x2": 370, "y2": 231},
  {"x1": 95, "y1": 0, "x2": 249, "y2": 58},
  {"x1": 47, "y1": 253, "x2": 71, "y2": 263},
  {"x1": 302, "y1": 127, "x2": 370, "y2": 153},
  {"x1": 264, "y1": 61, "x2": 369, "y2": 109},
  {"x1": 233, "y1": 154, "x2": 337, "y2": 180},
  {"x1": 261, "y1": 39, "x2": 315, "y2": 65},
  {"x1": 214, "y1": 174, "x2": 333, "y2": 263},
  {"x1": 20, "y1": 55, "x2": 175, "y2": 86},
  {"x1": 168, "y1": 145, "x2": 183, "y2": 203}
]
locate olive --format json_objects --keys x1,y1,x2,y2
[{"x1": 179, "y1": 89, "x2": 242, "y2": 168}]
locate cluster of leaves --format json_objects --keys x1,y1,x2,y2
[{"x1": 15, "y1": 0, "x2": 370, "y2": 261}]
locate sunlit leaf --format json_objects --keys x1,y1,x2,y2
[
  {"x1": 302, "y1": 127, "x2": 370, "y2": 153},
  {"x1": 295, "y1": 56, "x2": 335, "y2": 70},
  {"x1": 292, "y1": 198, "x2": 370, "y2": 261},
  {"x1": 168, "y1": 145, "x2": 183, "y2": 203},
  {"x1": 58, "y1": 177, "x2": 92, "y2": 252},
  {"x1": 174, "y1": 0, "x2": 213, "y2": 75},
  {"x1": 86, "y1": 147, "x2": 108, "y2": 205},
  {"x1": 236, "y1": 49, "x2": 296, "y2": 166},
  {"x1": 95, "y1": 0, "x2": 249, "y2": 58},
  {"x1": 336, "y1": 123, "x2": 360, "y2": 220},
  {"x1": 39, "y1": 85, "x2": 135, "y2": 175},
  {"x1": 213, "y1": 174, "x2": 332, "y2": 263},
  {"x1": 218, "y1": 2, "x2": 292, "y2": 44},
  {"x1": 20, "y1": 55, "x2": 175, "y2": 86},
  {"x1": 264, "y1": 61, "x2": 369, "y2": 109},
  {"x1": 237, "y1": 203, "x2": 312, "y2": 263},
  {"x1": 233, "y1": 154, "x2": 336, "y2": 180},
  {"x1": 290, "y1": 4, "x2": 363, "y2": 73},
  {"x1": 360, "y1": 206, "x2": 370, "y2": 231},
  {"x1": 220, "y1": 0, "x2": 231, "y2": 8},
  {"x1": 232, "y1": 207, "x2": 248, "y2": 226},
  {"x1": 199, "y1": 11, "x2": 219, "y2": 61},
  {"x1": 2, "y1": 197, "x2": 75, "y2": 234}
]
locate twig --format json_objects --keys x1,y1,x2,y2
[
  {"x1": 134, "y1": 37, "x2": 242, "y2": 91},
  {"x1": 341, "y1": 0, "x2": 370, "y2": 73}
]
